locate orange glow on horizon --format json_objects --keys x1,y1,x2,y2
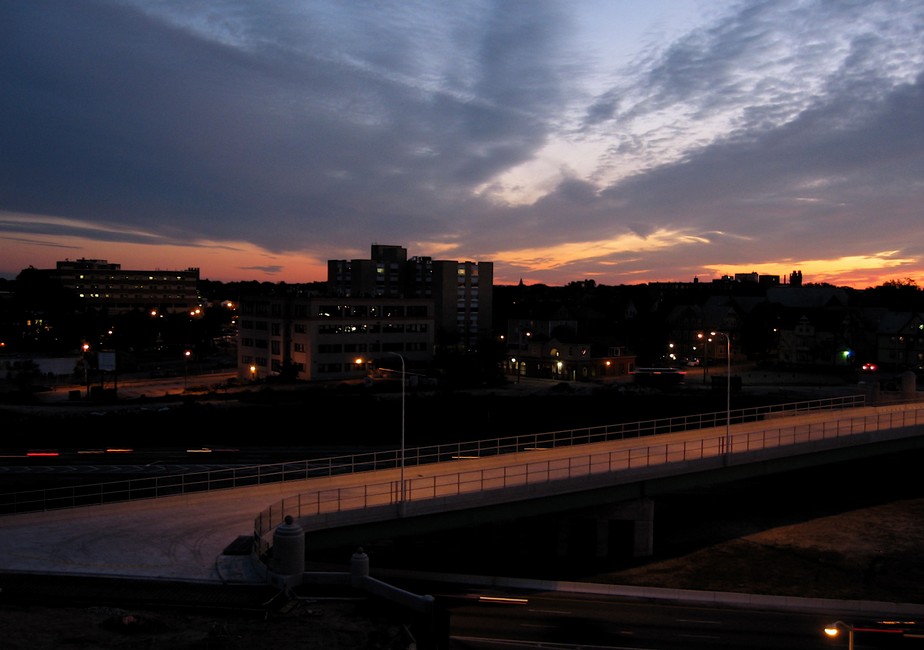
[
  {"x1": 1, "y1": 232, "x2": 330, "y2": 283},
  {"x1": 3, "y1": 230, "x2": 922, "y2": 289}
]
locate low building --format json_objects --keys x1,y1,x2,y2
[
  {"x1": 47, "y1": 258, "x2": 200, "y2": 314},
  {"x1": 237, "y1": 295, "x2": 434, "y2": 382},
  {"x1": 506, "y1": 330, "x2": 635, "y2": 382}
]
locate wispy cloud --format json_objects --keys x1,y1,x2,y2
[{"x1": 2, "y1": 1, "x2": 923, "y2": 287}]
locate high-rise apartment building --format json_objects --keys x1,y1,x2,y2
[
  {"x1": 327, "y1": 244, "x2": 409, "y2": 298},
  {"x1": 327, "y1": 245, "x2": 492, "y2": 351},
  {"x1": 239, "y1": 245, "x2": 493, "y2": 382}
]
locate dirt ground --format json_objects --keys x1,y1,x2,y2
[
  {"x1": 0, "y1": 599, "x2": 405, "y2": 650},
  {"x1": 603, "y1": 495, "x2": 924, "y2": 604}
]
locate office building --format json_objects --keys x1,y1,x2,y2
[
  {"x1": 47, "y1": 258, "x2": 200, "y2": 314},
  {"x1": 328, "y1": 245, "x2": 493, "y2": 351},
  {"x1": 237, "y1": 294, "x2": 434, "y2": 382}
]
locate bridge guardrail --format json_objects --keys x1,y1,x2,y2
[
  {"x1": 252, "y1": 397, "x2": 924, "y2": 548},
  {"x1": 0, "y1": 393, "x2": 868, "y2": 515}
]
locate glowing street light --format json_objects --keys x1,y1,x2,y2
[
  {"x1": 697, "y1": 332, "x2": 709, "y2": 384},
  {"x1": 824, "y1": 621, "x2": 855, "y2": 650},
  {"x1": 82, "y1": 343, "x2": 90, "y2": 397},
  {"x1": 513, "y1": 328, "x2": 531, "y2": 383}
]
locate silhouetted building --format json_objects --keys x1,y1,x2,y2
[
  {"x1": 238, "y1": 245, "x2": 493, "y2": 382},
  {"x1": 46, "y1": 258, "x2": 200, "y2": 314},
  {"x1": 327, "y1": 245, "x2": 493, "y2": 351}
]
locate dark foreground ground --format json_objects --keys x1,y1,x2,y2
[{"x1": 2, "y1": 487, "x2": 922, "y2": 650}]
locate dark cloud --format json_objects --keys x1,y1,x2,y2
[{"x1": 2, "y1": 1, "x2": 924, "y2": 286}]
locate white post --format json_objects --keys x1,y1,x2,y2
[
  {"x1": 711, "y1": 331, "x2": 731, "y2": 459},
  {"x1": 388, "y1": 351, "x2": 406, "y2": 510}
]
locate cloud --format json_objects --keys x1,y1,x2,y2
[{"x1": 1, "y1": 1, "x2": 924, "y2": 288}]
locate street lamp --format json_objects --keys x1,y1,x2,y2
[
  {"x1": 710, "y1": 331, "x2": 731, "y2": 459},
  {"x1": 513, "y1": 328, "x2": 531, "y2": 383},
  {"x1": 824, "y1": 621, "x2": 855, "y2": 650},
  {"x1": 388, "y1": 351, "x2": 406, "y2": 513},
  {"x1": 697, "y1": 333, "x2": 709, "y2": 384},
  {"x1": 82, "y1": 343, "x2": 90, "y2": 398},
  {"x1": 183, "y1": 349, "x2": 191, "y2": 389}
]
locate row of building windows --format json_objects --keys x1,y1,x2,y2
[
  {"x1": 272, "y1": 359, "x2": 305, "y2": 373},
  {"x1": 316, "y1": 305, "x2": 429, "y2": 318},
  {"x1": 315, "y1": 323, "x2": 429, "y2": 335},
  {"x1": 71, "y1": 300, "x2": 196, "y2": 308},
  {"x1": 76, "y1": 275, "x2": 196, "y2": 280},
  {"x1": 75, "y1": 291, "x2": 195, "y2": 299},
  {"x1": 75, "y1": 284, "x2": 193, "y2": 290},
  {"x1": 315, "y1": 341, "x2": 428, "y2": 354},
  {"x1": 242, "y1": 335, "x2": 431, "y2": 352},
  {"x1": 242, "y1": 321, "x2": 429, "y2": 332}
]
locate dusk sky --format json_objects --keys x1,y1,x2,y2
[{"x1": 2, "y1": 1, "x2": 924, "y2": 287}]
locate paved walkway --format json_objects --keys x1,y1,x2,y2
[
  {"x1": 0, "y1": 476, "x2": 324, "y2": 584},
  {"x1": 0, "y1": 402, "x2": 898, "y2": 585}
]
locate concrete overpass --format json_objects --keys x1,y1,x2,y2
[{"x1": 254, "y1": 396, "x2": 924, "y2": 572}]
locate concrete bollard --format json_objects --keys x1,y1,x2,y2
[
  {"x1": 271, "y1": 515, "x2": 305, "y2": 577},
  {"x1": 351, "y1": 547, "x2": 369, "y2": 589}
]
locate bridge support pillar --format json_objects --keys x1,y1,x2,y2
[
  {"x1": 597, "y1": 498, "x2": 654, "y2": 558},
  {"x1": 556, "y1": 498, "x2": 655, "y2": 559}
]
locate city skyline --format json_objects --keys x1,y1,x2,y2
[{"x1": 3, "y1": 1, "x2": 924, "y2": 288}]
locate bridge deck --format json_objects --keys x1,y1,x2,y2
[{"x1": 0, "y1": 400, "x2": 921, "y2": 585}]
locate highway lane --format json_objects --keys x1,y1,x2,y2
[{"x1": 445, "y1": 590, "x2": 922, "y2": 649}]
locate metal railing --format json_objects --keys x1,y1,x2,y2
[
  {"x1": 253, "y1": 398, "x2": 924, "y2": 544},
  {"x1": 0, "y1": 394, "x2": 867, "y2": 515}
]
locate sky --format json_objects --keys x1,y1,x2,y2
[{"x1": 2, "y1": 0, "x2": 924, "y2": 288}]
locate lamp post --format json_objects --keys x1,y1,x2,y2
[
  {"x1": 710, "y1": 331, "x2": 731, "y2": 458},
  {"x1": 515, "y1": 329, "x2": 520, "y2": 384},
  {"x1": 388, "y1": 351, "x2": 406, "y2": 513},
  {"x1": 82, "y1": 343, "x2": 91, "y2": 398},
  {"x1": 697, "y1": 333, "x2": 709, "y2": 384},
  {"x1": 516, "y1": 328, "x2": 524, "y2": 383},
  {"x1": 513, "y1": 328, "x2": 531, "y2": 383},
  {"x1": 183, "y1": 349, "x2": 191, "y2": 389},
  {"x1": 824, "y1": 621, "x2": 855, "y2": 650}
]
